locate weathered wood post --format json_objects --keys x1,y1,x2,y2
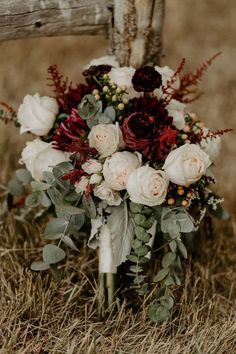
[
  {"x1": 0, "y1": 1, "x2": 165, "y2": 68},
  {"x1": 110, "y1": 0, "x2": 165, "y2": 67}
]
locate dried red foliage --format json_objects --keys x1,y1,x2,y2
[
  {"x1": 62, "y1": 169, "x2": 85, "y2": 184},
  {"x1": 173, "y1": 52, "x2": 221, "y2": 103},
  {"x1": 47, "y1": 65, "x2": 90, "y2": 113},
  {"x1": 203, "y1": 128, "x2": 233, "y2": 140},
  {"x1": 0, "y1": 101, "x2": 17, "y2": 123},
  {"x1": 161, "y1": 58, "x2": 186, "y2": 105}
]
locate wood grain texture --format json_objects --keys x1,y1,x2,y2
[
  {"x1": 110, "y1": 0, "x2": 165, "y2": 67},
  {"x1": 0, "y1": 0, "x2": 113, "y2": 41}
]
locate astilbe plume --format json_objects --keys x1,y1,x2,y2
[
  {"x1": 47, "y1": 65, "x2": 89, "y2": 113},
  {"x1": 0, "y1": 101, "x2": 17, "y2": 124},
  {"x1": 173, "y1": 52, "x2": 221, "y2": 103}
]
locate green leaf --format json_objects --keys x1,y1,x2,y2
[
  {"x1": 129, "y1": 265, "x2": 143, "y2": 273},
  {"x1": 130, "y1": 202, "x2": 144, "y2": 214},
  {"x1": 47, "y1": 187, "x2": 63, "y2": 205},
  {"x1": 135, "y1": 283, "x2": 148, "y2": 295},
  {"x1": 127, "y1": 254, "x2": 139, "y2": 262},
  {"x1": 154, "y1": 268, "x2": 169, "y2": 282},
  {"x1": 133, "y1": 214, "x2": 147, "y2": 227},
  {"x1": 82, "y1": 195, "x2": 97, "y2": 219},
  {"x1": 44, "y1": 218, "x2": 68, "y2": 236},
  {"x1": 177, "y1": 240, "x2": 188, "y2": 259},
  {"x1": 25, "y1": 191, "x2": 41, "y2": 207},
  {"x1": 50, "y1": 264, "x2": 62, "y2": 282},
  {"x1": 135, "y1": 245, "x2": 149, "y2": 257},
  {"x1": 160, "y1": 296, "x2": 174, "y2": 310},
  {"x1": 164, "y1": 274, "x2": 175, "y2": 286},
  {"x1": 169, "y1": 240, "x2": 177, "y2": 252},
  {"x1": 8, "y1": 176, "x2": 25, "y2": 196},
  {"x1": 135, "y1": 226, "x2": 151, "y2": 243},
  {"x1": 31, "y1": 260, "x2": 50, "y2": 271},
  {"x1": 40, "y1": 191, "x2": 52, "y2": 208},
  {"x1": 162, "y1": 252, "x2": 176, "y2": 268},
  {"x1": 31, "y1": 181, "x2": 51, "y2": 191},
  {"x1": 58, "y1": 206, "x2": 84, "y2": 221},
  {"x1": 44, "y1": 233, "x2": 64, "y2": 240},
  {"x1": 15, "y1": 169, "x2": 32, "y2": 184},
  {"x1": 148, "y1": 304, "x2": 170, "y2": 323},
  {"x1": 43, "y1": 244, "x2": 66, "y2": 264},
  {"x1": 62, "y1": 235, "x2": 79, "y2": 251},
  {"x1": 42, "y1": 171, "x2": 56, "y2": 185},
  {"x1": 131, "y1": 238, "x2": 143, "y2": 250}
]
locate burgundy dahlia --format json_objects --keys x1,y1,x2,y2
[
  {"x1": 132, "y1": 66, "x2": 162, "y2": 92},
  {"x1": 53, "y1": 109, "x2": 88, "y2": 151},
  {"x1": 122, "y1": 112, "x2": 178, "y2": 161}
]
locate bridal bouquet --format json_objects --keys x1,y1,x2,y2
[{"x1": 4, "y1": 54, "x2": 230, "y2": 322}]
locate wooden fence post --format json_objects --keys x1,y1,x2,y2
[{"x1": 110, "y1": 0, "x2": 165, "y2": 67}]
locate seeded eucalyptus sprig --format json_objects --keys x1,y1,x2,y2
[{"x1": 127, "y1": 202, "x2": 155, "y2": 296}]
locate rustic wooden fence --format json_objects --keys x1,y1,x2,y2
[{"x1": 0, "y1": 0, "x2": 165, "y2": 67}]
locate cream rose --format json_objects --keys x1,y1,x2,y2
[
  {"x1": 103, "y1": 151, "x2": 140, "y2": 191},
  {"x1": 163, "y1": 144, "x2": 211, "y2": 186},
  {"x1": 90, "y1": 173, "x2": 103, "y2": 185},
  {"x1": 17, "y1": 93, "x2": 59, "y2": 136},
  {"x1": 126, "y1": 166, "x2": 169, "y2": 207},
  {"x1": 108, "y1": 67, "x2": 138, "y2": 99},
  {"x1": 93, "y1": 181, "x2": 122, "y2": 206},
  {"x1": 88, "y1": 123, "x2": 124, "y2": 158},
  {"x1": 166, "y1": 99, "x2": 186, "y2": 130},
  {"x1": 82, "y1": 159, "x2": 102, "y2": 174},
  {"x1": 200, "y1": 127, "x2": 221, "y2": 162},
  {"x1": 84, "y1": 55, "x2": 120, "y2": 69},
  {"x1": 20, "y1": 139, "x2": 69, "y2": 181}
]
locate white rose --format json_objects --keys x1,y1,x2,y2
[
  {"x1": 167, "y1": 99, "x2": 186, "y2": 130},
  {"x1": 17, "y1": 93, "x2": 59, "y2": 136},
  {"x1": 88, "y1": 123, "x2": 124, "y2": 158},
  {"x1": 82, "y1": 159, "x2": 102, "y2": 174},
  {"x1": 154, "y1": 65, "x2": 180, "y2": 89},
  {"x1": 20, "y1": 139, "x2": 69, "y2": 181},
  {"x1": 163, "y1": 144, "x2": 211, "y2": 186},
  {"x1": 103, "y1": 151, "x2": 141, "y2": 191},
  {"x1": 75, "y1": 176, "x2": 89, "y2": 193},
  {"x1": 108, "y1": 67, "x2": 138, "y2": 99},
  {"x1": 126, "y1": 166, "x2": 169, "y2": 207},
  {"x1": 84, "y1": 55, "x2": 120, "y2": 69},
  {"x1": 90, "y1": 173, "x2": 103, "y2": 185},
  {"x1": 154, "y1": 66, "x2": 180, "y2": 99},
  {"x1": 93, "y1": 181, "x2": 122, "y2": 206},
  {"x1": 200, "y1": 127, "x2": 221, "y2": 162}
]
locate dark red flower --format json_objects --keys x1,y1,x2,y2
[
  {"x1": 83, "y1": 65, "x2": 112, "y2": 88},
  {"x1": 130, "y1": 96, "x2": 171, "y2": 124},
  {"x1": 132, "y1": 66, "x2": 162, "y2": 92},
  {"x1": 122, "y1": 112, "x2": 178, "y2": 161},
  {"x1": 53, "y1": 109, "x2": 88, "y2": 151}
]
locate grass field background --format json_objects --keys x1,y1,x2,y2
[{"x1": 0, "y1": 1, "x2": 236, "y2": 353}]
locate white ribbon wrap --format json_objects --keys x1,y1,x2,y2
[{"x1": 99, "y1": 224, "x2": 117, "y2": 274}]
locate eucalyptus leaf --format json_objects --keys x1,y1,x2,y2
[
  {"x1": 42, "y1": 171, "x2": 56, "y2": 185},
  {"x1": 82, "y1": 195, "x2": 97, "y2": 219},
  {"x1": 31, "y1": 260, "x2": 50, "y2": 271},
  {"x1": 154, "y1": 268, "x2": 169, "y2": 282},
  {"x1": 177, "y1": 240, "x2": 188, "y2": 259},
  {"x1": 25, "y1": 191, "x2": 41, "y2": 207},
  {"x1": 31, "y1": 181, "x2": 51, "y2": 191},
  {"x1": 15, "y1": 169, "x2": 32, "y2": 184},
  {"x1": 47, "y1": 187, "x2": 63, "y2": 205},
  {"x1": 88, "y1": 216, "x2": 103, "y2": 249},
  {"x1": 62, "y1": 235, "x2": 79, "y2": 251},
  {"x1": 40, "y1": 191, "x2": 52, "y2": 208},
  {"x1": 8, "y1": 176, "x2": 25, "y2": 196},
  {"x1": 161, "y1": 296, "x2": 174, "y2": 310},
  {"x1": 148, "y1": 304, "x2": 170, "y2": 323},
  {"x1": 44, "y1": 218, "x2": 68, "y2": 236},
  {"x1": 162, "y1": 252, "x2": 176, "y2": 268},
  {"x1": 43, "y1": 244, "x2": 66, "y2": 264}
]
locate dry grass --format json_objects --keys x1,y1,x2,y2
[{"x1": 1, "y1": 0, "x2": 236, "y2": 353}]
